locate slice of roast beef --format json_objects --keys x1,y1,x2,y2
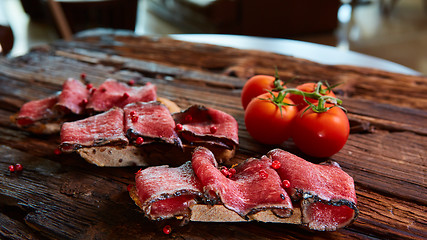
[
  {"x1": 14, "y1": 95, "x2": 59, "y2": 128},
  {"x1": 266, "y1": 149, "x2": 358, "y2": 231},
  {"x1": 56, "y1": 78, "x2": 90, "y2": 115},
  {"x1": 134, "y1": 161, "x2": 203, "y2": 220},
  {"x1": 13, "y1": 78, "x2": 159, "y2": 135},
  {"x1": 173, "y1": 105, "x2": 239, "y2": 164},
  {"x1": 86, "y1": 79, "x2": 157, "y2": 112},
  {"x1": 191, "y1": 147, "x2": 293, "y2": 219},
  {"x1": 124, "y1": 101, "x2": 182, "y2": 147},
  {"x1": 60, "y1": 108, "x2": 128, "y2": 152},
  {"x1": 173, "y1": 105, "x2": 239, "y2": 149}
]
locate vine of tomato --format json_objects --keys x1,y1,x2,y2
[
  {"x1": 244, "y1": 92, "x2": 297, "y2": 145},
  {"x1": 291, "y1": 105, "x2": 349, "y2": 158},
  {"x1": 288, "y1": 82, "x2": 336, "y2": 111},
  {"x1": 241, "y1": 75, "x2": 284, "y2": 110}
]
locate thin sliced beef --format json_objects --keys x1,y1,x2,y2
[
  {"x1": 60, "y1": 108, "x2": 128, "y2": 152},
  {"x1": 15, "y1": 95, "x2": 59, "y2": 127},
  {"x1": 173, "y1": 105, "x2": 239, "y2": 149},
  {"x1": 56, "y1": 78, "x2": 90, "y2": 115},
  {"x1": 301, "y1": 200, "x2": 356, "y2": 231},
  {"x1": 267, "y1": 149, "x2": 358, "y2": 231},
  {"x1": 124, "y1": 102, "x2": 182, "y2": 147},
  {"x1": 135, "y1": 161, "x2": 203, "y2": 220},
  {"x1": 192, "y1": 147, "x2": 293, "y2": 218},
  {"x1": 86, "y1": 79, "x2": 157, "y2": 112},
  {"x1": 13, "y1": 79, "x2": 158, "y2": 135}
]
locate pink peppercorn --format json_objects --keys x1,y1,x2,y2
[{"x1": 136, "y1": 137, "x2": 144, "y2": 145}]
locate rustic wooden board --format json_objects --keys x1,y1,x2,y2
[{"x1": 0, "y1": 33, "x2": 426, "y2": 239}]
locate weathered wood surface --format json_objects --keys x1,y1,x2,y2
[{"x1": 0, "y1": 33, "x2": 426, "y2": 239}]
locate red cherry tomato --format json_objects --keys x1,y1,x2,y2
[
  {"x1": 288, "y1": 82, "x2": 336, "y2": 111},
  {"x1": 291, "y1": 106, "x2": 349, "y2": 158},
  {"x1": 245, "y1": 92, "x2": 297, "y2": 145},
  {"x1": 241, "y1": 75, "x2": 284, "y2": 110}
]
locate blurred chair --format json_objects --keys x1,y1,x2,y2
[
  {"x1": 0, "y1": 4, "x2": 14, "y2": 55},
  {"x1": 147, "y1": 0, "x2": 341, "y2": 38},
  {"x1": 47, "y1": 0, "x2": 72, "y2": 40},
  {"x1": 20, "y1": 0, "x2": 138, "y2": 40},
  {"x1": 0, "y1": 25, "x2": 14, "y2": 55}
]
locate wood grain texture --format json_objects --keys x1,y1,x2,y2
[{"x1": 0, "y1": 33, "x2": 426, "y2": 239}]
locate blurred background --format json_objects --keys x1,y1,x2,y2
[{"x1": 0, "y1": 0, "x2": 426, "y2": 75}]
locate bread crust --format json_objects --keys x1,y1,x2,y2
[
  {"x1": 77, "y1": 144, "x2": 186, "y2": 167},
  {"x1": 77, "y1": 143, "x2": 236, "y2": 167},
  {"x1": 128, "y1": 186, "x2": 302, "y2": 224},
  {"x1": 10, "y1": 114, "x2": 62, "y2": 135},
  {"x1": 157, "y1": 97, "x2": 181, "y2": 113}
]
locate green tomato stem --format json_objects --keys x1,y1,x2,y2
[
  {"x1": 258, "y1": 90, "x2": 294, "y2": 118},
  {"x1": 280, "y1": 81, "x2": 344, "y2": 113}
]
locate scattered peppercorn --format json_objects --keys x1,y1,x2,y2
[
  {"x1": 14, "y1": 163, "x2": 23, "y2": 172},
  {"x1": 271, "y1": 160, "x2": 281, "y2": 169},
  {"x1": 80, "y1": 72, "x2": 86, "y2": 80},
  {"x1": 175, "y1": 123, "x2": 183, "y2": 131},
  {"x1": 122, "y1": 92, "x2": 130, "y2": 99},
  {"x1": 136, "y1": 137, "x2": 144, "y2": 145},
  {"x1": 54, "y1": 148, "x2": 62, "y2": 155},
  {"x1": 259, "y1": 170, "x2": 268, "y2": 180},
  {"x1": 128, "y1": 79, "x2": 135, "y2": 86},
  {"x1": 163, "y1": 225, "x2": 172, "y2": 235},
  {"x1": 80, "y1": 98, "x2": 88, "y2": 107},
  {"x1": 282, "y1": 180, "x2": 291, "y2": 188},
  {"x1": 8, "y1": 163, "x2": 23, "y2": 173},
  {"x1": 86, "y1": 83, "x2": 93, "y2": 90},
  {"x1": 220, "y1": 168, "x2": 230, "y2": 177},
  {"x1": 210, "y1": 126, "x2": 217, "y2": 134},
  {"x1": 131, "y1": 115, "x2": 139, "y2": 123}
]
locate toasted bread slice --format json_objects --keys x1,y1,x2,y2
[
  {"x1": 128, "y1": 185, "x2": 301, "y2": 224},
  {"x1": 77, "y1": 143, "x2": 236, "y2": 167},
  {"x1": 78, "y1": 144, "x2": 186, "y2": 167},
  {"x1": 157, "y1": 97, "x2": 181, "y2": 113}
]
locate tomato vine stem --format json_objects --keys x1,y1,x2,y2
[
  {"x1": 258, "y1": 90, "x2": 294, "y2": 117},
  {"x1": 272, "y1": 71, "x2": 285, "y2": 91},
  {"x1": 260, "y1": 80, "x2": 345, "y2": 116},
  {"x1": 280, "y1": 81, "x2": 345, "y2": 113}
]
